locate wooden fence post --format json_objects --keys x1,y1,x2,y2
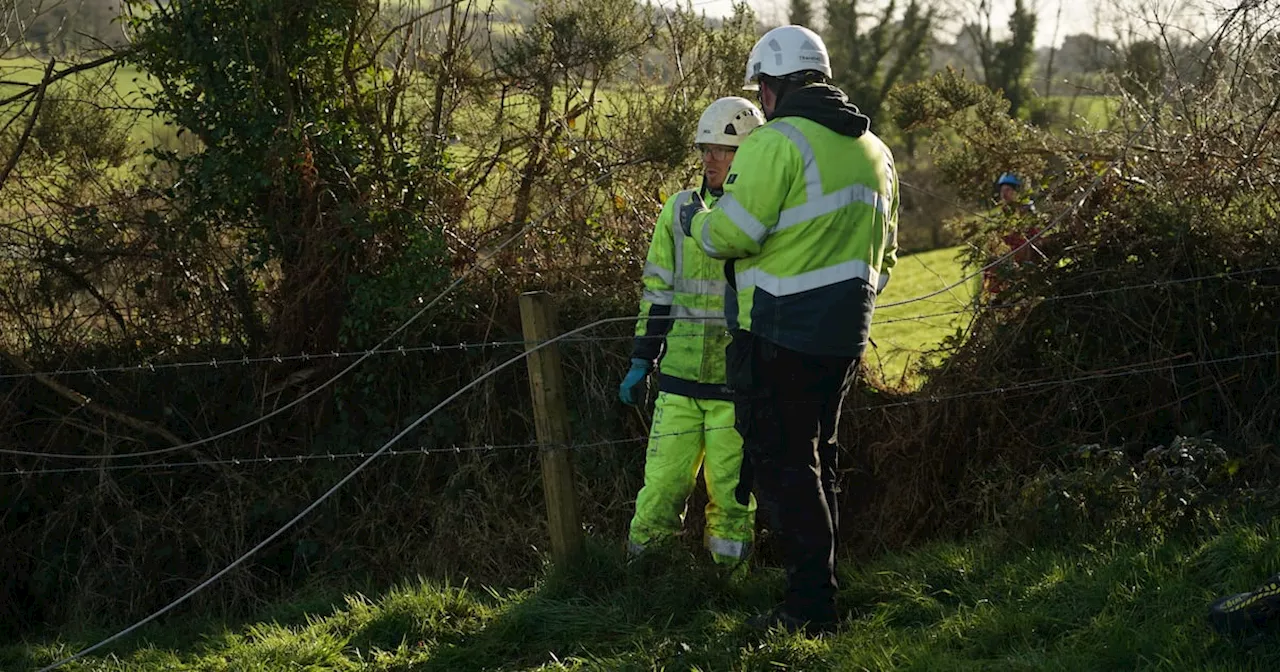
[{"x1": 518, "y1": 291, "x2": 584, "y2": 562}]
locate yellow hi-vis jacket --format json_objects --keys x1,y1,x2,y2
[
  {"x1": 688, "y1": 84, "x2": 899, "y2": 359},
  {"x1": 632, "y1": 187, "x2": 731, "y2": 400}
]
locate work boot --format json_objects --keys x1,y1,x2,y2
[
  {"x1": 745, "y1": 605, "x2": 837, "y2": 637},
  {"x1": 1208, "y1": 574, "x2": 1280, "y2": 638}
]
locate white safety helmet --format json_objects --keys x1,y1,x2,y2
[
  {"x1": 742, "y1": 24, "x2": 831, "y2": 91},
  {"x1": 695, "y1": 96, "x2": 765, "y2": 147}
]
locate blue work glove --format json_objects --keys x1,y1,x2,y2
[
  {"x1": 618, "y1": 358, "x2": 652, "y2": 406},
  {"x1": 678, "y1": 191, "x2": 705, "y2": 237}
]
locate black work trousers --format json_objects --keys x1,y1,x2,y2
[{"x1": 728, "y1": 330, "x2": 855, "y2": 624}]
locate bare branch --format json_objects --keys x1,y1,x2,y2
[
  {"x1": 0, "y1": 57, "x2": 54, "y2": 191},
  {"x1": 1, "y1": 349, "x2": 187, "y2": 448},
  {"x1": 0, "y1": 50, "x2": 127, "y2": 108}
]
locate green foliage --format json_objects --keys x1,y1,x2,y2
[
  {"x1": 956, "y1": 0, "x2": 1037, "y2": 117},
  {"x1": 635, "y1": 96, "x2": 701, "y2": 169},
  {"x1": 989, "y1": 0, "x2": 1036, "y2": 116},
  {"x1": 788, "y1": 0, "x2": 814, "y2": 27},
  {"x1": 1010, "y1": 436, "x2": 1272, "y2": 544},
  {"x1": 122, "y1": 0, "x2": 453, "y2": 352},
  {"x1": 1023, "y1": 95, "x2": 1060, "y2": 128},
  {"x1": 26, "y1": 93, "x2": 134, "y2": 172},
  {"x1": 497, "y1": 0, "x2": 646, "y2": 91},
  {"x1": 892, "y1": 66, "x2": 995, "y2": 128},
  {"x1": 823, "y1": 0, "x2": 934, "y2": 123},
  {"x1": 0, "y1": 77, "x2": 136, "y2": 202},
  {"x1": 890, "y1": 67, "x2": 1043, "y2": 195},
  {"x1": 1121, "y1": 40, "x2": 1167, "y2": 102}
]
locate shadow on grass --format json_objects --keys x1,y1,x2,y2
[
  {"x1": 13, "y1": 524, "x2": 1280, "y2": 671},
  {"x1": 411, "y1": 539, "x2": 774, "y2": 671},
  {"x1": 0, "y1": 580, "x2": 368, "y2": 671}
]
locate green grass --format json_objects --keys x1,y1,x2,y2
[
  {"x1": 10, "y1": 520, "x2": 1280, "y2": 671},
  {"x1": 0, "y1": 56, "x2": 158, "y2": 115},
  {"x1": 869, "y1": 246, "x2": 976, "y2": 387},
  {"x1": 1, "y1": 55, "x2": 188, "y2": 155},
  {"x1": 1044, "y1": 95, "x2": 1120, "y2": 129}
]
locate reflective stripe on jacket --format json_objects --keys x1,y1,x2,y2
[
  {"x1": 689, "y1": 116, "x2": 899, "y2": 358},
  {"x1": 632, "y1": 188, "x2": 732, "y2": 400}
]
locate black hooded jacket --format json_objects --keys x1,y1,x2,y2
[{"x1": 771, "y1": 83, "x2": 871, "y2": 138}]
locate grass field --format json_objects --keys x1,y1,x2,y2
[
  {"x1": 0, "y1": 55, "x2": 186, "y2": 155},
  {"x1": 9, "y1": 518, "x2": 1280, "y2": 671},
  {"x1": 869, "y1": 245, "x2": 976, "y2": 387},
  {"x1": 1045, "y1": 94, "x2": 1119, "y2": 129}
]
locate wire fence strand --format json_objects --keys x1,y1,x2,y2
[
  {"x1": 29, "y1": 312, "x2": 707, "y2": 671},
  {"x1": 873, "y1": 263, "x2": 1280, "y2": 326},
  {"x1": 7, "y1": 261, "x2": 1276, "y2": 461},
  {"x1": 3, "y1": 161, "x2": 646, "y2": 463},
  {"x1": 0, "y1": 425, "x2": 717, "y2": 477},
  {"x1": 9, "y1": 346, "x2": 1276, "y2": 475},
  {"x1": 7, "y1": 263, "x2": 1277, "y2": 380},
  {"x1": 0, "y1": 333, "x2": 700, "y2": 381}
]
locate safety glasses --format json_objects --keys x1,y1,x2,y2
[{"x1": 698, "y1": 145, "x2": 735, "y2": 161}]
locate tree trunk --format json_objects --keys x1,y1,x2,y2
[{"x1": 512, "y1": 77, "x2": 555, "y2": 227}]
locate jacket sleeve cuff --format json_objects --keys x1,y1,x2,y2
[{"x1": 631, "y1": 303, "x2": 672, "y2": 361}]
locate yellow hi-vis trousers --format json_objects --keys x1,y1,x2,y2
[{"x1": 628, "y1": 392, "x2": 757, "y2": 564}]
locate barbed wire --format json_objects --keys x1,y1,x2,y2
[
  {"x1": 0, "y1": 315, "x2": 732, "y2": 462},
  {"x1": 1, "y1": 443, "x2": 522, "y2": 477},
  {"x1": 28, "y1": 304, "x2": 1274, "y2": 670},
  {"x1": 9, "y1": 344, "x2": 1279, "y2": 476},
  {"x1": 7, "y1": 262, "x2": 1276, "y2": 461},
  {"x1": 25, "y1": 345, "x2": 1276, "y2": 669},
  {"x1": 856, "y1": 348, "x2": 1280, "y2": 412},
  {"x1": 872, "y1": 263, "x2": 1280, "y2": 326},
  {"x1": 17, "y1": 343, "x2": 1277, "y2": 664},
  {"x1": 28, "y1": 311, "x2": 725, "y2": 671},
  {"x1": 10, "y1": 344, "x2": 1277, "y2": 476},
  {"x1": 0, "y1": 333, "x2": 702, "y2": 381},
  {"x1": 11, "y1": 261, "x2": 1277, "y2": 381},
  {"x1": 2, "y1": 161, "x2": 647, "y2": 464},
  {"x1": 0, "y1": 424, "x2": 734, "y2": 477},
  {"x1": 0, "y1": 340, "x2": 530, "y2": 380},
  {"x1": 8, "y1": 258, "x2": 1276, "y2": 460}
]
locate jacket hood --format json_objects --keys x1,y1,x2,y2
[{"x1": 772, "y1": 84, "x2": 870, "y2": 138}]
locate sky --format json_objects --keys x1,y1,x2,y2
[{"x1": 671, "y1": 0, "x2": 1222, "y2": 49}]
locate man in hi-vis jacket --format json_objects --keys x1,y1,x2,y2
[
  {"x1": 622, "y1": 97, "x2": 766, "y2": 567},
  {"x1": 681, "y1": 25, "x2": 900, "y2": 634}
]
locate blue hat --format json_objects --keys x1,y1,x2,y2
[{"x1": 996, "y1": 173, "x2": 1022, "y2": 189}]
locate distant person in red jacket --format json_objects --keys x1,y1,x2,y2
[{"x1": 983, "y1": 173, "x2": 1042, "y2": 296}]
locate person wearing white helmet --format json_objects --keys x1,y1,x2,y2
[
  {"x1": 678, "y1": 25, "x2": 900, "y2": 634},
  {"x1": 620, "y1": 96, "x2": 765, "y2": 567}
]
